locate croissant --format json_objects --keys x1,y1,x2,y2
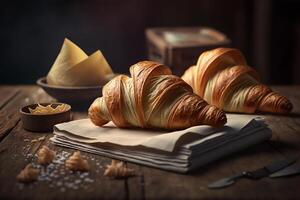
[
  {"x1": 89, "y1": 61, "x2": 226, "y2": 130},
  {"x1": 104, "y1": 160, "x2": 135, "y2": 178},
  {"x1": 37, "y1": 145, "x2": 56, "y2": 165},
  {"x1": 66, "y1": 151, "x2": 90, "y2": 171},
  {"x1": 182, "y1": 48, "x2": 293, "y2": 114},
  {"x1": 17, "y1": 164, "x2": 39, "y2": 183}
]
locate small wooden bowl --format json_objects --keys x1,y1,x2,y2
[
  {"x1": 36, "y1": 77, "x2": 102, "y2": 108},
  {"x1": 20, "y1": 103, "x2": 71, "y2": 132}
]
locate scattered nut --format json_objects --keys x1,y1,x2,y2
[
  {"x1": 37, "y1": 145, "x2": 56, "y2": 165},
  {"x1": 104, "y1": 160, "x2": 134, "y2": 179},
  {"x1": 17, "y1": 164, "x2": 39, "y2": 183},
  {"x1": 66, "y1": 151, "x2": 90, "y2": 171}
]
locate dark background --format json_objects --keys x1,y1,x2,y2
[{"x1": 1, "y1": 0, "x2": 300, "y2": 84}]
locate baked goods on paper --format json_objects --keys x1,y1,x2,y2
[
  {"x1": 182, "y1": 48, "x2": 293, "y2": 114},
  {"x1": 47, "y1": 38, "x2": 113, "y2": 86},
  {"x1": 89, "y1": 61, "x2": 227, "y2": 130}
]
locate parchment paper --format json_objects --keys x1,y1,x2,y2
[
  {"x1": 53, "y1": 114, "x2": 259, "y2": 152},
  {"x1": 51, "y1": 114, "x2": 272, "y2": 173}
]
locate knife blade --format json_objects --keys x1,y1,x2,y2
[
  {"x1": 270, "y1": 162, "x2": 300, "y2": 178},
  {"x1": 265, "y1": 157, "x2": 297, "y2": 174},
  {"x1": 208, "y1": 157, "x2": 297, "y2": 189}
]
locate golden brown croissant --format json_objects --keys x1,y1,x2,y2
[
  {"x1": 182, "y1": 48, "x2": 293, "y2": 114},
  {"x1": 89, "y1": 61, "x2": 226, "y2": 129}
]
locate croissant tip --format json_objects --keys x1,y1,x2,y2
[
  {"x1": 280, "y1": 100, "x2": 293, "y2": 114},
  {"x1": 216, "y1": 111, "x2": 227, "y2": 127},
  {"x1": 258, "y1": 93, "x2": 293, "y2": 114},
  {"x1": 205, "y1": 105, "x2": 227, "y2": 127},
  {"x1": 88, "y1": 107, "x2": 108, "y2": 127}
]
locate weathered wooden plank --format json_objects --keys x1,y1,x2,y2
[
  {"x1": 0, "y1": 86, "x2": 53, "y2": 141},
  {"x1": 0, "y1": 88, "x2": 128, "y2": 200},
  {"x1": 125, "y1": 164, "x2": 145, "y2": 200},
  {"x1": 1, "y1": 85, "x2": 300, "y2": 200},
  {"x1": 264, "y1": 86, "x2": 300, "y2": 158},
  {"x1": 0, "y1": 122, "x2": 128, "y2": 199},
  {"x1": 0, "y1": 86, "x2": 20, "y2": 140},
  {"x1": 129, "y1": 142, "x2": 291, "y2": 200},
  {"x1": 0, "y1": 86, "x2": 20, "y2": 109}
]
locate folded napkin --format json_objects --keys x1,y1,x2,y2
[{"x1": 51, "y1": 114, "x2": 272, "y2": 173}]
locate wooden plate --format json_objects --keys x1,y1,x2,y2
[
  {"x1": 20, "y1": 103, "x2": 71, "y2": 132},
  {"x1": 36, "y1": 77, "x2": 102, "y2": 108}
]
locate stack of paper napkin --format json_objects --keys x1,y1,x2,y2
[{"x1": 51, "y1": 114, "x2": 272, "y2": 173}]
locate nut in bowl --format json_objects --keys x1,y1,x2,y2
[{"x1": 20, "y1": 103, "x2": 71, "y2": 132}]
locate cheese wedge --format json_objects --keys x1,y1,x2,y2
[
  {"x1": 58, "y1": 50, "x2": 113, "y2": 86},
  {"x1": 46, "y1": 38, "x2": 113, "y2": 86},
  {"x1": 47, "y1": 38, "x2": 88, "y2": 85}
]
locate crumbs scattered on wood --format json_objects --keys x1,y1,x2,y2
[{"x1": 38, "y1": 136, "x2": 46, "y2": 141}]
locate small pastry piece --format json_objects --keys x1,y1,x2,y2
[
  {"x1": 88, "y1": 61, "x2": 227, "y2": 130},
  {"x1": 17, "y1": 164, "x2": 39, "y2": 183},
  {"x1": 182, "y1": 48, "x2": 293, "y2": 114},
  {"x1": 37, "y1": 145, "x2": 56, "y2": 165},
  {"x1": 104, "y1": 160, "x2": 135, "y2": 179},
  {"x1": 65, "y1": 151, "x2": 90, "y2": 171}
]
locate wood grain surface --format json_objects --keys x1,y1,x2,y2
[{"x1": 0, "y1": 85, "x2": 299, "y2": 200}]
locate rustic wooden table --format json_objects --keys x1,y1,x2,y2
[{"x1": 0, "y1": 85, "x2": 299, "y2": 200}]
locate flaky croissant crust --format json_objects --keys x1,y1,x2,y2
[
  {"x1": 89, "y1": 61, "x2": 226, "y2": 129},
  {"x1": 182, "y1": 48, "x2": 293, "y2": 114}
]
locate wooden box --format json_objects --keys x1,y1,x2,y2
[{"x1": 146, "y1": 27, "x2": 231, "y2": 75}]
